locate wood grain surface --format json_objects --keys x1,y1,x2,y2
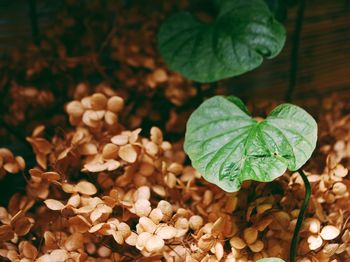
[{"x1": 228, "y1": 0, "x2": 350, "y2": 103}]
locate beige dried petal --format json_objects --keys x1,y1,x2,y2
[
  {"x1": 139, "y1": 217, "x2": 157, "y2": 233},
  {"x1": 15, "y1": 156, "x2": 25, "y2": 170},
  {"x1": 0, "y1": 225, "x2": 14, "y2": 241},
  {"x1": 13, "y1": 216, "x2": 33, "y2": 236},
  {"x1": 139, "y1": 162, "x2": 155, "y2": 177},
  {"x1": 165, "y1": 172, "x2": 177, "y2": 188},
  {"x1": 89, "y1": 223, "x2": 108, "y2": 234},
  {"x1": 320, "y1": 225, "x2": 340, "y2": 240},
  {"x1": 83, "y1": 162, "x2": 105, "y2": 173},
  {"x1": 42, "y1": 171, "x2": 60, "y2": 181},
  {"x1": 78, "y1": 143, "x2": 98, "y2": 155},
  {"x1": 119, "y1": 144, "x2": 138, "y2": 163},
  {"x1": 107, "y1": 96, "x2": 124, "y2": 113},
  {"x1": 334, "y1": 164, "x2": 348, "y2": 177},
  {"x1": 68, "y1": 215, "x2": 92, "y2": 233},
  {"x1": 64, "y1": 232, "x2": 83, "y2": 251},
  {"x1": 117, "y1": 222, "x2": 131, "y2": 238},
  {"x1": 81, "y1": 96, "x2": 92, "y2": 108},
  {"x1": 308, "y1": 234, "x2": 323, "y2": 250},
  {"x1": 44, "y1": 199, "x2": 65, "y2": 211},
  {"x1": 303, "y1": 218, "x2": 321, "y2": 234},
  {"x1": 67, "y1": 194, "x2": 81, "y2": 208},
  {"x1": 156, "y1": 225, "x2": 177, "y2": 240},
  {"x1": 149, "y1": 208, "x2": 163, "y2": 224},
  {"x1": 91, "y1": 93, "x2": 107, "y2": 110},
  {"x1": 75, "y1": 181, "x2": 97, "y2": 195},
  {"x1": 322, "y1": 243, "x2": 339, "y2": 256},
  {"x1": 150, "y1": 127, "x2": 163, "y2": 145},
  {"x1": 62, "y1": 183, "x2": 75, "y2": 193},
  {"x1": 248, "y1": 240, "x2": 264, "y2": 252},
  {"x1": 32, "y1": 125, "x2": 45, "y2": 137},
  {"x1": 21, "y1": 241, "x2": 38, "y2": 259},
  {"x1": 189, "y1": 215, "x2": 204, "y2": 231},
  {"x1": 135, "y1": 186, "x2": 151, "y2": 201},
  {"x1": 111, "y1": 134, "x2": 128, "y2": 146},
  {"x1": 243, "y1": 227, "x2": 258, "y2": 245},
  {"x1": 89, "y1": 110, "x2": 105, "y2": 121},
  {"x1": 111, "y1": 230, "x2": 124, "y2": 244},
  {"x1": 0, "y1": 148, "x2": 13, "y2": 161},
  {"x1": 102, "y1": 143, "x2": 119, "y2": 159},
  {"x1": 49, "y1": 249, "x2": 68, "y2": 261},
  {"x1": 104, "y1": 111, "x2": 118, "y2": 125},
  {"x1": 136, "y1": 232, "x2": 152, "y2": 250},
  {"x1": 157, "y1": 200, "x2": 173, "y2": 221},
  {"x1": 37, "y1": 254, "x2": 51, "y2": 262},
  {"x1": 28, "y1": 138, "x2": 52, "y2": 154},
  {"x1": 145, "y1": 235, "x2": 164, "y2": 253},
  {"x1": 167, "y1": 163, "x2": 183, "y2": 175},
  {"x1": 332, "y1": 182, "x2": 347, "y2": 195},
  {"x1": 230, "y1": 237, "x2": 246, "y2": 250},
  {"x1": 44, "y1": 231, "x2": 58, "y2": 250},
  {"x1": 144, "y1": 141, "x2": 159, "y2": 156},
  {"x1": 66, "y1": 100, "x2": 84, "y2": 117},
  {"x1": 129, "y1": 128, "x2": 142, "y2": 144},
  {"x1": 214, "y1": 242, "x2": 224, "y2": 261},
  {"x1": 105, "y1": 159, "x2": 121, "y2": 171},
  {"x1": 152, "y1": 185, "x2": 166, "y2": 197},
  {"x1": 82, "y1": 111, "x2": 100, "y2": 128},
  {"x1": 3, "y1": 162, "x2": 19, "y2": 173},
  {"x1": 125, "y1": 232, "x2": 138, "y2": 246},
  {"x1": 153, "y1": 68, "x2": 168, "y2": 83},
  {"x1": 134, "y1": 199, "x2": 152, "y2": 217},
  {"x1": 198, "y1": 234, "x2": 215, "y2": 251}
]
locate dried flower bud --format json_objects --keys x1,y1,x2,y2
[
  {"x1": 91, "y1": 93, "x2": 107, "y2": 110},
  {"x1": 189, "y1": 215, "x2": 204, "y2": 231},
  {"x1": 107, "y1": 96, "x2": 124, "y2": 113},
  {"x1": 66, "y1": 100, "x2": 84, "y2": 117}
]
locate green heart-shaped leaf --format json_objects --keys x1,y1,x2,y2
[
  {"x1": 184, "y1": 96, "x2": 317, "y2": 192},
  {"x1": 158, "y1": 0, "x2": 286, "y2": 83},
  {"x1": 257, "y1": 258, "x2": 286, "y2": 262}
]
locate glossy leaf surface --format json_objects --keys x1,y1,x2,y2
[{"x1": 184, "y1": 96, "x2": 317, "y2": 192}]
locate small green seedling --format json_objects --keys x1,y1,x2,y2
[
  {"x1": 184, "y1": 96, "x2": 317, "y2": 261},
  {"x1": 158, "y1": 0, "x2": 286, "y2": 83}
]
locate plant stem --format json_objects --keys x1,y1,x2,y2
[
  {"x1": 285, "y1": 0, "x2": 306, "y2": 102},
  {"x1": 290, "y1": 169, "x2": 311, "y2": 262}
]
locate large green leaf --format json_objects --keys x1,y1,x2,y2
[
  {"x1": 158, "y1": 0, "x2": 286, "y2": 83},
  {"x1": 257, "y1": 258, "x2": 285, "y2": 262},
  {"x1": 184, "y1": 96, "x2": 317, "y2": 192}
]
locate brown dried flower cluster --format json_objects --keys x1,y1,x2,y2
[
  {"x1": 0, "y1": 148, "x2": 25, "y2": 178},
  {"x1": 0, "y1": 92, "x2": 349, "y2": 261}
]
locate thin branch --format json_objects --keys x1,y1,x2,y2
[
  {"x1": 28, "y1": 0, "x2": 39, "y2": 45},
  {"x1": 285, "y1": 0, "x2": 306, "y2": 102},
  {"x1": 290, "y1": 169, "x2": 311, "y2": 262}
]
